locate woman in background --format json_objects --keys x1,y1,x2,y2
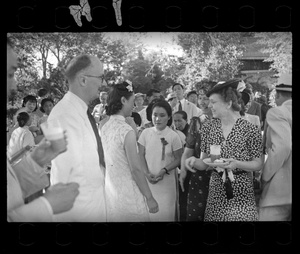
[
  {"x1": 7, "y1": 112, "x2": 35, "y2": 160},
  {"x1": 240, "y1": 89, "x2": 261, "y2": 129},
  {"x1": 133, "y1": 93, "x2": 146, "y2": 113},
  {"x1": 38, "y1": 98, "x2": 54, "y2": 125},
  {"x1": 36, "y1": 98, "x2": 55, "y2": 144},
  {"x1": 179, "y1": 116, "x2": 212, "y2": 221},
  {"x1": 138, "y1": 100, "x2": 183, "y2": 221},
  {"x1": 12, "y1": 95, "x2": 41, "y2": 140}
]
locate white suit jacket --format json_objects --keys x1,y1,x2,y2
[
  {"x1": 259, "y1": 99, "x2": 292, "y2": 207},
  {"x1": 7, "y1": 157, "x2": 53, "y2": 222},
  {"x1": 173, "y1": 99, "x2": 201, "y2": 124},
  {"x1": 49, "y1": 91, "x2": 106, "y2": 222}
]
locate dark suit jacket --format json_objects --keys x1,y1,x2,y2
[{"x1": 247, "y1": 100, "x2": 262, "y2": 122}]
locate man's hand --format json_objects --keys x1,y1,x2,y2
[{"x1": 43, "y1": 182, "x2": 79, "y2": 215}]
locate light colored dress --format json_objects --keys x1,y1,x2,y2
[
  {"x1": 7, "y1": 126, "x2": 35, "y2": 160},
  {"x1": 138, "y1": 126, "x2": 183, "y2": 221},
  {"x1": 101, "y1": 114, "x2": 150, "y2": 222}
]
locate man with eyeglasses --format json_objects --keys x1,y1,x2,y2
[{"x1": 48, "y1": 54, "x2": 108, "y2": 222}]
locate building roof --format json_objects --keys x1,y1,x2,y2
[{"x1": 238, "y1": 37, "x2": 270, "y2": 60}]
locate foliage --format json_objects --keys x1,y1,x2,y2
[
  {"x1": 176, "y1": 32, "x2": 246, "y2": 92},
  {"x1": 7, "y1": 32, "x2": 291, "y2": 111},
  {"x1": 254, "y1": 32, "x2": 292, "y2": 75}
]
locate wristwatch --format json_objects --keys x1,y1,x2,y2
[{"x1": 163, "y1": 167, "x2": 170, "y2": 175}]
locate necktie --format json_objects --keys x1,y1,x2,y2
[
  {"x1": 262, "y1": 119, "x2": 268, "y2": 155},
  {"x1": 87, "y1": 109, "x2": 106, "y2": 168},
  {"x1": 178, "y1": 101, "x2": 183, "y2": 111}
]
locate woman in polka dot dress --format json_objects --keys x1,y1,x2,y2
[
  {"x1": 181, "y1": 117, "x2": 212, "y2": 221},
  {"x1": 185, "y1": 79, "x2": 263, "y2": 221}
]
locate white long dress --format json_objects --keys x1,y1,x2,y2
[
  {"x1": 101, "y1": 115, "x2": 150, "y2": 222},
  {"x1": 138, "y1": 126, "x2": 183, "y2": 221}
]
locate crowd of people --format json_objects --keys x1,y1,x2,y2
[{"x1": 7, "y1": 37, "x2": 292, "y2": 222}]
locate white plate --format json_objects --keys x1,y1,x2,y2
[{"x1": 203, "y1": 158, "x2": 228, "y2": 167}]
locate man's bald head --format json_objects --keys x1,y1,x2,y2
[
  {"x1": 64, "y1": 54, "x2": 99, "y2": 82},
  {"x1": 64, "y1": 54, "x2": 91, "y2": 82}
]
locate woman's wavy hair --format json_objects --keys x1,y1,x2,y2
[
  {"x1": 22, "y1": 95, "x2": 38, "y2": 112},
  {"x1": 240, "y1": 89, "x2": 251, "y2": 116},
  {"x1": 106, "y1": 81, "x2": 134, "y2": 116},
  {"x1": 217, "y1": 86, "x2": 242, "y2": 112},
  {"x1": 151, "y1": 100, "x2": 173, "y2": 127},
  {"x1": 17, "y1": 112, "x2": 30, "y2": 127}
]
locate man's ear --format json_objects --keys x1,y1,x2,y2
[{"x1": 78, "y1": 74, "x2": 87, "y2": 87}]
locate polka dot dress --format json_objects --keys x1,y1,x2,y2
[
  {"x1": 201, "y1": 118, "x2": 263, "y2": 221},
  {"x1": 185, "y1": 130, "x2": 211, "y2": 221}
]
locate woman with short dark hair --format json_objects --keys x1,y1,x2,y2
[{"x1": 138, "y1": 99, "x2": 183, "y2": 221}]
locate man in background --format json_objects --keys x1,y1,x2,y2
[
  {"x1": 92, "y1": 91, "x2": 108, "y2": 124},
  {"x1": 172, "y1": 83, "x2": 200, "y2": 123},
  {"x1": 139, "y1": 88, "x2": 161, "y2": 127},
  {"x1": 186, "y1": 90, "x2": 202, "y2": 117},
  {"x1": 259, "y1": 73, "x2": 292, "y2": 221},
  {"x1": 245, "y1": 83, "x2": 262, "y2": 126}
]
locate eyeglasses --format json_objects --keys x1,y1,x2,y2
[
  {"x1": 84, "y1": 74, "x2": 105, "y2": 83},
  {"x1": 168, "y1": 97, "x2": 176, "y2": 102}
]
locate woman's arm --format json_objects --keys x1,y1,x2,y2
[
  {"x1": 165, "y1": 148, "x2": 183, "y2": 173},
  {"x1": 179, "y1": 147, "x2": 194, "y2": 192},
  {"x1": 155, "y1": 148, "x2": 183, "y2": 181},
  {"x1": 180, "y1": 147, "x2": 194, "y2": 172},
  {"x1": 185, "y1": 152, "x2": 210, "y2": 172},
  {"x1": 125, "y1": 131, "x2": 156, "y2": 199},
  {"x1": 137, "y1": 142, "x2": 157, "y2": 184},
  {"x1": 223, "y1": 156, "x2": 263, "y2": 172}
]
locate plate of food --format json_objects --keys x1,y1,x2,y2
[{"x1": 203, "y1": 158, "x2": 228, "y2": 167}]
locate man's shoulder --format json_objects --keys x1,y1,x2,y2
[{"x1": 266, "y1": 106, "x2": 287, "y2": 120}]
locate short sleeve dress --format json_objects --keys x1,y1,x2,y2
[
  {"x1": 201, "y1": 117, "x2": 262, "y2": 221},
  {"x1": 101, "y1": 115, "x2": 150, "y2": 222},
  {"x1": 138, "y1": 126, "x2": 183, "y2": 221}
]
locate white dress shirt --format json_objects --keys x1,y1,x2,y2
[{"x1": 173, "y1": 99, "x2": 201, "y2": 124}]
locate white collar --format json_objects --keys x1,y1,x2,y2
[
  {"x1": 153, "y1": 126, "x2": 169, "y2": 135},
  {"x1": 66, "y1": 91, "x2": 88, "y2": 112}
]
